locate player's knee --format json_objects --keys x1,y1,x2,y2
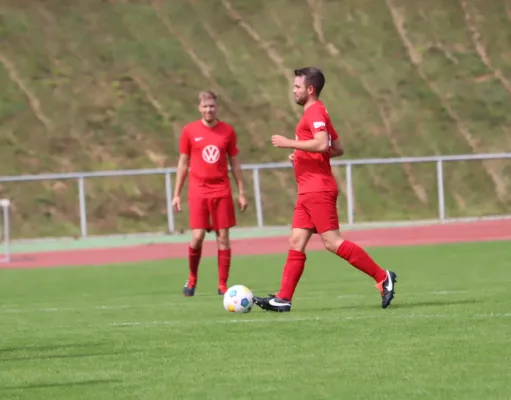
[
  {"x1": 323, "y1": 237, "x2": 343, "y2": 253},
  {"x1": 190, "y1": 230, "x2": 206, "y2": 249},
  {"x1": 289, "y1": 236, "x2": 306, "y2": 252},
  {"x1": 216, "y1": 229, "x2": 230, "y2": 250}
]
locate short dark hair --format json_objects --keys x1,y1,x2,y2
[{"x1": 294, "y1": 67, "x2": 325, "y2": 97}]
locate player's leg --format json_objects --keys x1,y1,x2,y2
[
  {"x1": 184, "y1": 197, "x2": 210, "y2": 297},
  {"x1": 276, "y1": 227, "x2": 313, "y2": 299},
  {"x1": 210, "y1": 196, "x2": 236, "y2": 295},
  {"x1": 320, "y1": 229, "x2": 397, "y2": 308},
  {"x1": 253, "y1": 196, "x2": 314, "y2": 312},
  {"x1": 310, "y1": 191, "x2": 397, "y2": 309},
  {"x1": 215, "y1": 228, "x2": 230, "y2": 295}
]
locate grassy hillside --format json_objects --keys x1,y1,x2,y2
[{"x1": 0, "y1": 0, "x2": 510, "y2": 238}]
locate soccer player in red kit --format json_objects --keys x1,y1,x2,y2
[
  {"x1": 253, "y1": 67, "x2": 397, "y2": 312},
  {"x1": 172, "y1": 90, "x2": 247, "y2": 297}
]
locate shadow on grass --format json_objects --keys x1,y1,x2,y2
[
  {"x1": 1, "y1": 379, "x2": 121, "y2": 390},
  {"x1": 0, "y1": 342, "x2": 106, "y2": 354},
  {"x1": 305, "y1": 298, "x2": 478, "y2": 313},
  {"x1": 389, "y1": 298, "x2": 478, "y2": 309},
  {"x1": 1, "y1": 351, "x2": 126, "y2": 362}
]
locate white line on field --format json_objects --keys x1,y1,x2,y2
[
  {"x1": 473, "y1": 313, "x2": 511, "y2": 318},
  {"x1": 431, "y1": 291, "x2": 467, "y2": 295},
  {"x1": 6, "y1": 312, "x2": 510, "y2": 330},
  {"x1": 0, "y1": 290, "x2": 470, "y2": 314},
  {"x1": 106, "y1": 312, "x2": 511, "y2": 328}
]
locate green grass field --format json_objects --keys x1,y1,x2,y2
[
  {"x1": 1, "y1": 1, "x2": 511, "y2": 237},
  {"x1": 1, "y1": 240, "x2": 511, "y2": 399}
]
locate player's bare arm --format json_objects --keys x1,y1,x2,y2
[
  {"x1": 172, "y1": 154, "x2": 189, "y2": 212},
  {"x1": 329, "y1": 137, "x2": 344, "y2": 158},
  {"x1": 271, "y1": 130, "x2": 329, "y2": 153},
  {"x1": 228, "y1": 155, "x2": 247, "y2": 211}
]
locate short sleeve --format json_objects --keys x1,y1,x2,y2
[
  {"x1": 308, "y1": 108, "x2": 338, "y2": 142},
  {"x1": 179, "y1": 127, "x2": 191, "y2": 155},
  {"x1": 227, "y1": 128, "x2": 239, "y2": 157},
  {"x1": 307, "y1": 109, "x2": 328, "y2": 136}
]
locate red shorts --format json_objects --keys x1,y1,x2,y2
[
  {"x1": 291, "y1": 191, "x2": 339, "y2": 234},
  {"x1": 188, "y1": 196, "x2": 236, "y2": 231}
]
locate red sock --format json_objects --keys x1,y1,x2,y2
[
  {"x1": 277, "y1": 250, "x2": 306, "y2": 301},
  {"x1": 218, "y1": 249, "x2": 231, "y2": 290},
  {"x1": 336, "y1": 240, "x2": 387, "y2": 282},
  {"x1": 188, "y1": 246, "x2": 202, "y2": 287}
]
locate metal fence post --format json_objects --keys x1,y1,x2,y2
[
  {"x1": 436, "y1": 160, "x2": 446, "y2": 221},
  {"x1": 252, "y1": 168, "x2": 264, "y2": 227},
  {"x1": 1, "y1": 199, "x2": 10, "y2": 262},
  {"x1": 165, "y1": 172, "x2": 175, "y2": 232},
  {"x1": 78, "y1": 177, "x2": 87, "y2": 237},
  {"x1": 3, "y1": 202, "x2": 9, "y2": 261},
  {"x1": 346, "y1": 163, "x2": 354, "y2": 225}
]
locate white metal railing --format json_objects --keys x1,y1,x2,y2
[
  {"x1": 0, "y1": 152, "x2": 510, "y2": 238},
  {"x1": 0, "y1": 199, "x2": 10, "y2": 261}
]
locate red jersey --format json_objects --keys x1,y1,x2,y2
[
  {"x1": 179, "y1": 120, "x2": 239, "y2": 198},
  {"x1": 293, "y1": 101, "x2": 339, "y2": 194}
]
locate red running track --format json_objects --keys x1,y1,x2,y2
[{"x1": 1, "y1": 219, "x2": 510, "y2": 269}]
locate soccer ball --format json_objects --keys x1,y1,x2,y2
[{"x1": 223, "y1": 285, "x2": 254, "y2": 313}]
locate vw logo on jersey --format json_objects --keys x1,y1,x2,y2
[{"x1": 202, "y1": 145, "x2": 220, "y2": 164}]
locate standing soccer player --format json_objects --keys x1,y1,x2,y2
[
  {"x1": 172, "y1": 91, "x2": 247, "y2": 296},
  {"x1": 253, "y1": 67, "x2": 397, "y2": 312}
]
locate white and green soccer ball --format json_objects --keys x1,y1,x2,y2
[{"x1": 223, "y1": 285, "x2": 254, "y2": 313}]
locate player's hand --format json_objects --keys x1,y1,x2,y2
[
  {"x1": 288, "y1": 153, "x2": 294, "y2": 164},
  {"x1": 238, "y1": 193, "x2": 248, "y2": 212},
  {"x1": 171, "y1": 195, "x2": 181, "y2": 212},
  {"x1": 271, "y1": 135, "x2": 291, "y2": 148}
]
